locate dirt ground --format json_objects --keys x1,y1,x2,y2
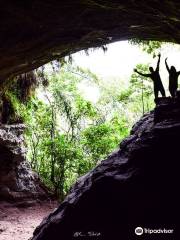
[{"x1": 0, "y1": 201, "x2": 59, "y2": 240}]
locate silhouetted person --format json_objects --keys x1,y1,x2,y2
[
  {"x1": 165, "y1": 58, "x2": 180, "y2": 97},
  {"x1": 134, "y1": 54, "x2": 166, "y2": 99}
]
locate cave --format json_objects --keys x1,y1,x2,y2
[
  {"x1": 1, "y1": 1, "x2": 180, "y2": 240},
  {"x1": 1, "y1": 1, "x2": 180, "y2": 81}
]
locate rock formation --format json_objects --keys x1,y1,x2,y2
[
  {"x1": 1, "y1": 1, "x2": 180, "y2": 81},
  {"x1": 32, "y1": 97, "x2": 180, "y2": 240},
  {"x1": 0, "y1": 124, "x2": 49, "y2": 202}
]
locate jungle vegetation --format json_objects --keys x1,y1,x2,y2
[
  {"x1": 0, "y1": 40, "x2": 165, "y2": 201},
  {"x1": 24, "y1": 63, "x2": 154, "y2": 200}
]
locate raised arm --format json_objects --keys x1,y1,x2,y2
[
  {"x1": 134, "y1": 69, "x2": 151, "y2": 77},
  {"x1": 177, "y1": 70, "x2": 180, "y2": 76},
  {"x1": 165, "y1": 58, "x2": 170, "y2": 73},
  {"x1": 156, "y1": 53, "x2": 161, "y2": 72}
]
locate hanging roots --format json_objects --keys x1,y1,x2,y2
[{"x1": 16, "y1": 71, "x2": 39, "y2": 102}]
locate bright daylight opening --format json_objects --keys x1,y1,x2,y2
[
  {"x1": 1, "y1": 40, "x2": 180, "y2": 240},
  {"x1": 30, "y1": 40, "x2": 180, "y2": 199}
]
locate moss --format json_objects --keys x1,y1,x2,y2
[{"x1": 0, "y1": 71, "x2": 39, "y2": 124}]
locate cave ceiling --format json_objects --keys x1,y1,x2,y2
[{"x1": 1, "y1": 0, "x2": 180, "y2": 82}]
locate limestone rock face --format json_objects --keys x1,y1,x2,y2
[
  {"x1": 0, "y1": 124, "x2": 48, "y2": 201},
  {"x1": 1, "y1": 1, "x2": 180, "y2": 81},
  {"x1": 32, "y1": 97, "x2": 180, "y2": 240}
]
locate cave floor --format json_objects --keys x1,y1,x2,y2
[{"x1": 0, "y1": 200, "x2": 58, "y2": 240}]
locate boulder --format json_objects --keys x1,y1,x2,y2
[
  {"x1": 32, "y1": 97, "x2": 180, "y2": 239},
  {"x1": 0, "y1": 124, "x2": 49, "y2": 202}
]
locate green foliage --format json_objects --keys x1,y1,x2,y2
[
  {"x1": 82, "y1": 116, "x2": 129, "y2": 163},
  {"x1": 129, "y1": 39, "x2": 162, "y2": 56},
  {"x1": 0, "y1": 89, "x2": 27, "y2": 124},
  {"x1": 6, "y1": 91, "x2": 27, "y2": 121},
  {"x1": 117, "y1": 88, "x2": 133, "y2": 103},
  {"x1": 130, "y1": 64, "x2": 154, "y2": 114},
  {"x1": 24, "y1": 63, "x2": 154, "y2": 201}
]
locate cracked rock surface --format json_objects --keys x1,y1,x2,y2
[{"x1": 0, "y1": 124, "x2": 48, "y2": 202}]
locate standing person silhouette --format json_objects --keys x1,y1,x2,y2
[
  {"x1": 134, "y1": 53, "x2": 166, "y2": 99},
  {"x1": 165, "y1": 58, "x2": 180, "y2": 97}
]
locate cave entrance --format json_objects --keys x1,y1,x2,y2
[
  {"x1": 1, "y1": 39, "x2": 180, "y2": 202},
  {"x1": 1, "y1": 2, "x2": 180, "y2": 238},
  {"x1": 14, "y1": 39, "x2": 180, "y2": 202}
]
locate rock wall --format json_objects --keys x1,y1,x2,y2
[
  {"x1": 32, "y1": 97, "x2": 180, "y2": 240},
  {"x1": 0, "y1": 124, "x2": 48, "y2": 201}
]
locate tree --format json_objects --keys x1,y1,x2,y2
[
  {"x1": 129, "y1": 39, "x2": 162, "y2": 56},
  {"x1": 24, "y1": 62, "x2": 154, "y2": 201},
  {"x1": 130, "y1": 64, "x2": 154, "y2": 114}
]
